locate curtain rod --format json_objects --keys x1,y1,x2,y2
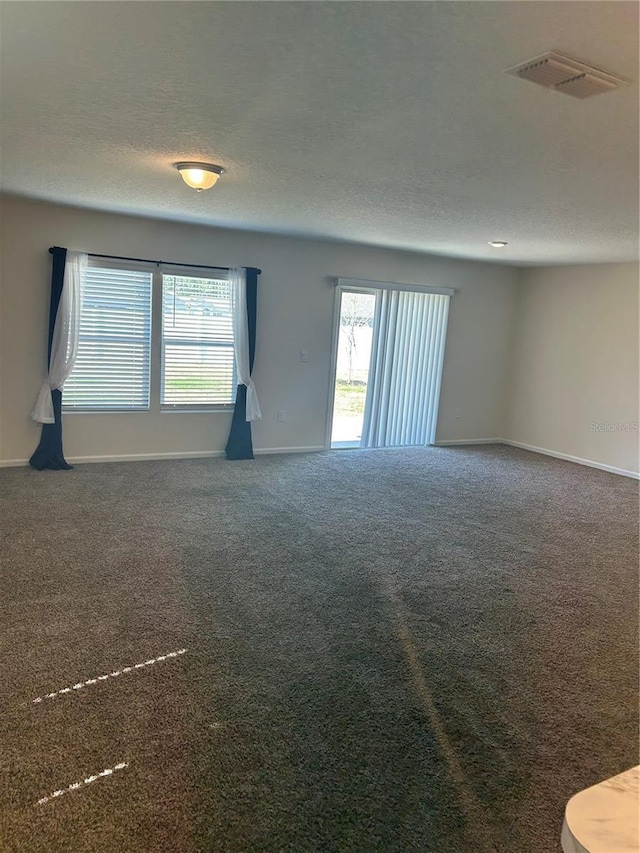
[{"x1": 48, "y1": 247, "x2": 261, "y2": 275}]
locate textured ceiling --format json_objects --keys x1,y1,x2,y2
[{"x1": 1, "y1": 1, "x2": 638, "y2": 265}]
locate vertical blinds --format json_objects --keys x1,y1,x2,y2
[
  {"x1": 63, "y1": 266, "x2": 152, "y2": 410},
  {"x1": 161, "y1": 275, "x2": 236, "y2": 407},
  {"x1": 361, "y1": 290, "x2": 450, "y2": 447}
]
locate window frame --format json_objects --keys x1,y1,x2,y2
[
  {"x1": 62, "y1": 257, "x2": 154, "y2": 414},
  {"x1": 63, "y1": 259, "x2": 238, "y2": 415},
  {"x1": 159, "y1": 266, "x2": 237, "y2": 413}
]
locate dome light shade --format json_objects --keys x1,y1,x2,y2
[
  {"x1": 175, "y1": 162, "x2": 224, "y2": 191},
  {"x1": 488, "y1": 240, "x2": 508, "y2": 248}
]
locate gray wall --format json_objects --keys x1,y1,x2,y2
[
  {"x1": 0, "y1": 196, "x2": 517, "y2": 463},
  {"x1": 505, "y1": 263, "x2": 639, "y2": 476}
]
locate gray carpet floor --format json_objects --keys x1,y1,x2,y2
[{"x1": 0, "y1": 445, "x2": 637, "y2": 852}]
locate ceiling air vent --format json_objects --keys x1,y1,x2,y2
[{"x1": 504, "y1": 52, "x2": 629, "y2": 98}]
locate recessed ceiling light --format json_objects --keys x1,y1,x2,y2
[
  {"x1": 175, "y1": 162, "x2": 224, "y2": 192},
  {"x1": 488, "y1": 241, "x2": 508, "y2": 248}
]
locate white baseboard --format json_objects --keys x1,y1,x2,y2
[
  {"x1": 69, "y1": 450, "x2": 226, "y2": 464},
  {"x1": 434, "y1": 438, "x2": 503, "y2": 446},
  {"x1": 2, "y1": 442, "x2": 636, "y2": 479},
  {"x1": 0, "y1": 451, "x2": 227, "y2": 467},
  {"x1": 254, "y1": 446, "x2": 325, "y2": 455},
  {"x1": 0, "y1": 446, "x2": 325, "y2": 468},
  {"x1": 501, "y1": 439, "x2": 639, "y2": 480},
  {"x1": 433, "y1": 438, "x2": 638, "y2": 479}
]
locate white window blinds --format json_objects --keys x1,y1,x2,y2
[
  {"x1": 63, "y1": 264, "x2": 152, "y2": 411},
  {"x1": 161, "y1": 274, "x2": 236, "y2": 407},
  {"x1": 361, "y1": 289, "x2": 450, "y2": 448}
]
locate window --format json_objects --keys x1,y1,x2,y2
[
  {"x1": 63, "y1": 263, "x2": 152, "y2": 411},
  {"x1": 63, "y1": 261, "x2": 237, "y2": 413},
  {"x1": 161, "y1": 274, "x2": 236, "y2": 408}
]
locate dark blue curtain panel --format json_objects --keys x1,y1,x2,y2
[{"x1": 29, "y1": 247, "x2": 73, "y2": 471}]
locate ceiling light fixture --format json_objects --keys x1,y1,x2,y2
[
  {"x1": 175, "y1": 162, "x2": 224, "y2": 192},
  {"x1": 488, "y1": 241, "x2": 508, "y2": 248}
]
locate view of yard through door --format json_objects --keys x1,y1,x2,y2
[{"x1": 331, "y1": 291, "x2": 376, "y2": 447}]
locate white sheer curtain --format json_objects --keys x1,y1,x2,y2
[
  {"x1": 361, "y1": 289, "x2": 450, "y2": 447},
  {"x1": 31, "y1": 251, "x2": 88, "y2": 424},
  {"x1": 229, "y1": 267, "x2": 261, "y2": 421}
]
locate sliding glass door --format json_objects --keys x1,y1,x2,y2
[{"x1": 329, "y1": 283, "x2": 451, "y2": 449}]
